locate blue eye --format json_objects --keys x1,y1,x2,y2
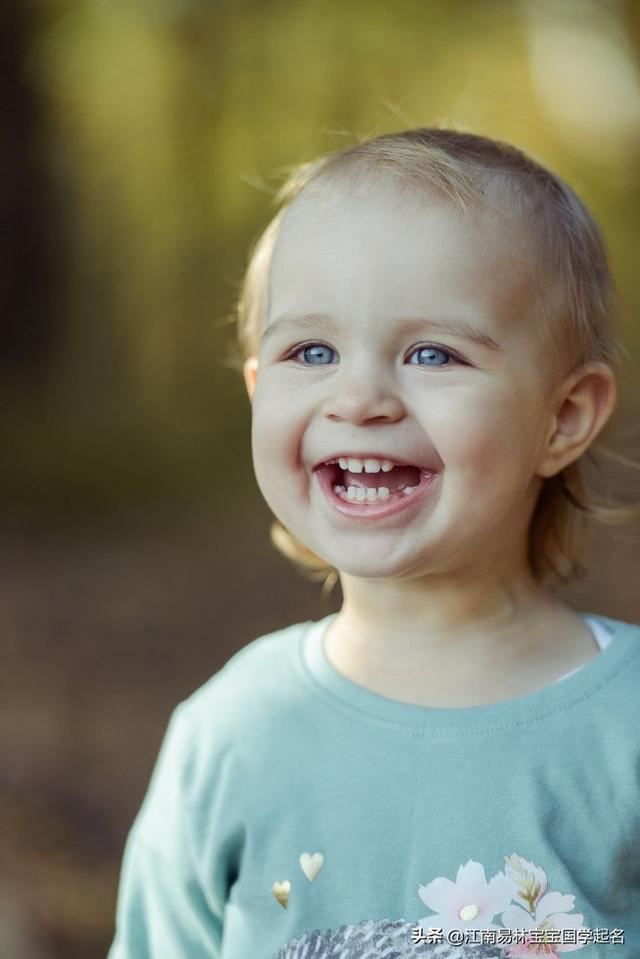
[
  {"x1": 407, "y1": 345, "x2": 452, "y2": 366},
  {"x1": 291, "y1": 343, "x2": 336, "y2": 365},
  {"x1": 287, "y1": 342, "x2": 458, "y2": 367}
]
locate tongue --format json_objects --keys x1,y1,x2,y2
[{"x1": 342, "y1": 465, "x2": 421, "y2": 492}]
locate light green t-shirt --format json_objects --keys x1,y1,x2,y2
[{"x1": 108, "y1": 613, "x2": 640, "y2": 958}]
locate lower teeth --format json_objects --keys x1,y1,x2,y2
[{"x1": 333, "y1": 484, "x2": 418, "y2": 503}]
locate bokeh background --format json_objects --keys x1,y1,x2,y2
[{"x1": 2, "y1": 0, "x2": 640, "y2": 955}]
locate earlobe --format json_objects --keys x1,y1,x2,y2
[
  {"x1": 538, "y1": 362, "x2": 617, "y2": 478},
  {"x1": 243, "y1": 357, "x2": 259, "y2": 401}
]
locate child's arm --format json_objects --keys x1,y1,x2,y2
[{"x1": 107, "y1": 705, "x2": 225, "y2": 958}]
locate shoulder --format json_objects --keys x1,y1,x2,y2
[
  {"x1": 144, "y1": 619, "x2": 326, "y2": 815},
  {"x1": 189, "y1": 617, "x2": 312, "y2": 706},
  {"x1": 128, "y1": 620, "x2": 318, "y2": 846},
  {"x1": 167, "y1": 618, "x2": 315, "y2": 756}
]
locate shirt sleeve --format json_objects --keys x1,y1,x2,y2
[{"x1": 107, "y1": 704, "x2": 225, "y2": 958}]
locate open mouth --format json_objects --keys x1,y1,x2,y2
[{"x1": 314, "y1": 462, "x2": 437, "y2": 508}]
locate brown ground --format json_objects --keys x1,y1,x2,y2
[{"x1": 0, "y1": 511, "x2": 636, "y2": 958}]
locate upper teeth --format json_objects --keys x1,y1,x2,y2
[{"x1": 330, "y1": 457, "x2": 396, "y2": 473}]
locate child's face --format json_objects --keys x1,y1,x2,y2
[{"x1": 245, "y1": 182, "x2": 565, "y2": 580}]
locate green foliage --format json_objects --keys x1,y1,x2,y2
[{"x1": 6, "y1": 0, "x2": 639, "y2": 520}]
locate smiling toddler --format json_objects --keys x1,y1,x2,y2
[{"x1": 108, "y1": 129, "x2": 640, "y2": 958}]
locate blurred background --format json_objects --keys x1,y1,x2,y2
[{"x1": 1, "y1": 0, "x2": 639, "y2": 955}]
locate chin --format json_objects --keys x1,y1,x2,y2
[{"x1": 314, "y1": 546, "x2": 426, "y2": 581}]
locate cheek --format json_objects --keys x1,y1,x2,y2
[
  {"x1": 249, "y1": 398, "x2": 315, "y2": 536},
  {"x1": 250, "y1": 397, "x2": 304, "y2": 488},
  {"x1": 437, "y1": 398, "x2": 538, "y2": 482}
]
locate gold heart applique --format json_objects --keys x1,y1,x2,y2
[
  {"x1": 272, "y1": 880, "x2": 290, "y2": 908},
  {"x1": 299, "y1": 851, "x2": 324, "y2": 881}
]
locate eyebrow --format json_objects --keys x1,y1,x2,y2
[{"x1": 260, "y1": 312, "x2": 501, "y2": 352}]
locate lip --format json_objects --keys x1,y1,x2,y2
[{"x1": 314, "y1": 464, "x2": 439, "y2": 521}]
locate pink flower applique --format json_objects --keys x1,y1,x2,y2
[
  {"x1": 501, "y1": 853, "x2": 587, "y2": 956},
  {"x1": 418, "y1": 858, "x2": 517, "y2": 934}
]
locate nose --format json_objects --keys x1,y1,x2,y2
[{"x1": 321, "y1": 363, "x2": 405, "y2": 424}]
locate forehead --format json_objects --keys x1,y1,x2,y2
[{"x1": 267, "y1": 181, "x2": 540, "y2": 342}]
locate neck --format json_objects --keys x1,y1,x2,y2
[{"x1": 326, "y1": 557, "x2": 587, "y2": 697}]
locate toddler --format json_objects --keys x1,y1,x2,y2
[{"x1": 108, "y1": 129, "x2": 640, "y2": 958}]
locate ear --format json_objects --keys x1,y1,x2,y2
[
  {"x1": 243, "y1": 356, "x2": 259, "y2": 402},
  {"x1": 537, "y1": 362, "x2": 617, "y2": 478}
]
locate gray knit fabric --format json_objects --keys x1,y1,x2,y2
[{"x1": 273, "y1": 918, "x2": 506, "y2": 958}]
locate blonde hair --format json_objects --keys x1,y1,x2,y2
[{"x1": 228, "y1": 128, "x2": 638, "y2": 591}]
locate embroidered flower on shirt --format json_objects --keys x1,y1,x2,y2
[
  {"x1": 504, "y1": 853, "x2": 548, "y2": 912},
  {"x1": 417, "y1": 853, "x2": 587, "y2": 955},
  {"x1": 418, "y1": 859, "x2": 517, "y2": 933},
  {"x1": 501, "y1": 853, "x2": 586, "y2": 955}
]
